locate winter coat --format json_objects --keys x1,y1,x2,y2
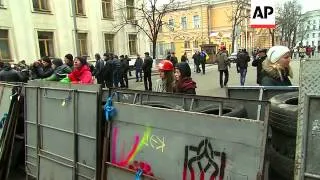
[
  {"x1": 68, "y1": 65, "x2": 93, "y2": 84},
  {"x1": 175, "y1": 77, "x2": 196, "y2": 94},
  {"x1": 134, "y1": 57, "x2": 143, "y2": 70},
  {"x1": 0, "y1": 67, "x2": 22, "y2": 82},
  {"x1": 103, "y1": 59, "x2": 114, "y2": 88},
  {"x1": 252, "y1": 55, "x2": 267, "y2": 84},
  {"x1": 142, "y1": 56, "x2": 153, "y2": 73},
  {"x1": 93, "y1": 59, "x2": 105, "y2": 77},
  {"x1": 200, "y1": 52, "x2": 207, "y2": 64},
  {"x1": 170, "y1": 56, "x2": 178, "y2": 67},
  {"x1": 181, "y1": 55, "x2": 188, "y2": 62},
  {"x1": 37, "y1": 66, "x2": 54, "y2": 78},
  {"x1": 192, "y1": 54, "x2": 201, "y2": 65},
  {"x1": 45, "y1": 64, "x2": 72, "y2": 81},
  {"x1": 120, "y1": 59, "x2": 129, "y2": 74},
  {"x1": 236, "y1": 52, "x2": 250, "y2": 69},
  {"x1": 260, "y1": 60, "x2": 292, "y2": 86},
  {"x1": 112, "y1": 58, "x2": 121, "y2": 72},
  {"x1": 217, "y1": 51, "x2": 229, "y2": 71}
]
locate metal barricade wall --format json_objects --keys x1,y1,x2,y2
[
  {"x1": 226, "y1": 86, "x2": 299, "y2": 121},
  {"x1": 0, "y1": 83, "x2": 16, "y2": 138},
  {"x1": 25, "y1": 82, "x2": 101, "y2": 180},
  {"x1": 295, "y1": 60, "x2": 320, "y2": 180},
  {"x1": 105, "y1": 102, "x2": 269, "y2": 180}
]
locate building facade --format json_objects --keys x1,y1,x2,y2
[
  {"x1": 297, "y1": 10, "x2": 320, "y2": 50},
  {"x1": 0, "y1": 0, "x2": 149, "y2": 64}
]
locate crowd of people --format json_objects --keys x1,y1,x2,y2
[{"x1": 0, "y1": 44, "x2": 295, "y2": 95}]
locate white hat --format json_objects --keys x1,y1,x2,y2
[{"x1": 267, "y1": 46, "x2": 290, "y2": 63}]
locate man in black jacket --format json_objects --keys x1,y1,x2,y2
[
  {"x1": 252, "y1": 49, "x2": 267, "y2": 85},
  {"x1": 93, "y1": 53, "x2": 105, "y2": 87},
  {"x1": 236, "y1": 49, "x2": 250, "y2": 86},
  {"x1": 120, "y1": 55, "x2": 129, "y2": 88},
  {"x1": 0, "y1": 63, "x2": 22, "y2": 82},
  {"x1": 134, "y1": 54, "x2": 143, "y2": 82},
  {"x1": 103, "y1": 53, "x2": 114, "y2": 88},
  {"x1": 142, "y1": 52, "x2": 153, "y2": 91}
]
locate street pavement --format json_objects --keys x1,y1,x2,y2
[{"x1": 127, "y1": 60, "x2": 301, "y2": 97}]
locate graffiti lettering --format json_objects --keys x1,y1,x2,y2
[
  {"x1": 183, "y1": 138, "x2": 226, "y2": 180},
  {"x1": 143, "y1": 134, "x2": 166, "y2": 152}
]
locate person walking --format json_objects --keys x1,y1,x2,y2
[
  {"x1": 261, "y1": 46, "x2": 292, "y2": 86},
  {"x1": 134, "y1": 54, "x2": 143, "y2": 82},
  {"x1": 217, "y1": 46, "x2": 230, "y2": 88},
  {"x1": 192, "y1": 51, "x2": 201, "y2": 73},
  {"x1": 200, "y1": 50, "x2": 207, "y2": 74},
  {"x1": 103, "y1": 53, "x2": 114, "y2": 88},
  {"x1": 112, "y1": 55, "x2": 121, "y2": 87},
  {"x1": 181, "y1": 52, "x2": 188, "y2": 63},
  {"x1": 119, "y1": 55, "x2": 129, "y2": 88},
  {"x1": 93, "y1": 53, "x2": 105, "y2": 86},
  {"x1": 252, "y1": 48, "x2": 267, "y2": 85},
  {"x1": 170, "y1": 52, "x2": 178, "y2": 67},
  {"x1": 174, "y1": 62, "x2": 197, "y2": 94},
  {"x1": 125, "y1": 55, "x2": 132, "y2": 76},
  {"x1": 236, "y1": 49, "x2": 250, "y2": 86},
  {"x1": 154, "y1": 60, "x2": 175, "y2": 93},
  {"x1": 142, "y1": 52, "x2": 153, "y2": 91}
]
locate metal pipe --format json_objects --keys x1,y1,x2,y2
[
  {"x1": 71, "y1": 0, "x2": 80, "y2": 56},
  {"x1": 304, "y1": 173, "x2": 320, "y2": 179}
]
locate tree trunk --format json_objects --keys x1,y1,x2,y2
[
  {"x1": 231, "y1": 25, "x2": 236, "y2": 52},
  {"x1": 152, "y1": 40, "x2": 157, "y2": 59},
  {"x1": 269, "y1": 29, "x2": 275, "y2": 46}
]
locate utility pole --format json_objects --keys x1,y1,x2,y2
[{"x1": 71, "y1": 0, "x2": 80, "y2": 56}]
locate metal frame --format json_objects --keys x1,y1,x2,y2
[{"x1": 299, "y1": 95, "x2": 320, "y2": 180}]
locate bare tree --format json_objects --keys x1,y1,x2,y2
[
  {"x1": 276, "y1": 0, "x2": 302, "y2": 47},
  {"x1": 297, "y1": 16, "x2": 311, "y2": 46},
  {"x1": 228, "y1": 0, "x2": 249, "y2": 52},
  {"x1": 114, "y1": 0, "x2": 178, "y2": 59}
]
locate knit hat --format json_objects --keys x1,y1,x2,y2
[
  {"x1": 52, "y1": 58, "x2": 63, "y2": 67},
  {"x1": 175, "y1": 62, "x2": 191, "y2": 78},
  {"x1": 267, "y1": 46, "x2": 290, "y2": 63}
]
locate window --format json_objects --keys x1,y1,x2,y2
[
  {"x1": 32, "y1": 0, "x2": 50, "y2": 12},
  {"x1": 128, "y1": 34, "x2": 137, "y2": 55},
  {"x1": 193, "y1": 15, "x2": 200, "y2": 29},
  {"x1": 77, "y1": 33, "x2": 88, "y2": 56},
  {"x1": 308, "y1": 20, "x2": 311, "y2": 24},
  {"x1": 193, "y1": 40, "x2": 198, "y2": 48},
  {"x1": 184, "y1": 41, "x2": 190, "y2": 48},
  {"x1": 307, "y1": 26, "x2": 310, "y2": 30},
  {"x1": 318, "y1": 33, "x2": 320, "y2": 37},
  {"x1": 170, "y1": 42, "x2": 175, "y2": 51},
  {"x1": 307, "y1": 34, "x2": 309, "y2": 38},
  {"x1": 313, "y1": 20, "x2": 316, "y2": 24},
  {"x1": 313, "y1": 25, "x2": 316, "y2": 30},
  {"x1": 38, "y1": 31, "x2": 54, "y2": 57},
  {"x1": 306, "y1": 41, "x2": 309, "y2": 45},
  {"x1": 76, "y1": 0, "x2": 85, "y2": 16},
  {"x1": 313, "y1": 33, "x2": 315, "y2": 38},
  {"x1": 102, "y1": 0, "x2": 112, "y2": 18},
  {"x1": 312, "y1": 41, "x2": 314, "y2": 46},
  {"x1": 104, "y1": 34, "x2": 114, "y2": 53},
  {"x1": 168, "y1": 19, "x2": 174, "y2": 31},
  {"x1": 126, "y1": 0, "x2": 134, "y2": 20},
  {"x1": 158, "y1": 42, "x2": 164, "y2": 56},
  {"x1": 0, "y1": 30, "x2": 11, "y2": 60},
  {"x1": 181, "y1": 17, "x2": 187, "y2": 29},
  {"x1": 0, "y1": 0, "x2": 3, "y2": 6}
]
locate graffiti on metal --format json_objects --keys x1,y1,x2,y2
[{"x1": 183, "y1": 138, "x2": 226, "y2": 180}]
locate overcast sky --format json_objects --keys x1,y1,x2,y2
[{"x1": 156, "y1": 0, "x2": 320, "y2": 13}]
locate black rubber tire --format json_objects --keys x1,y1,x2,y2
[
  {"x1": 269, "y1": 145, "x2": 294, "y2": 180},
  {"x1": 269, "y1": 91, "x2": 298, "y2": 136},
  {"x1": 271, "y1": 128, "x2": 296, "y2": 159},
  {"x1": 140, "y1": 101, "x2": 184, "y2": 110},
  {"x1": 192, "y1": 104, "x2": 247, "y2": 118}
]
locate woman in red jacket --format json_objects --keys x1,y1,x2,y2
[{"x1": 62, "y1": 56, "x2": 93, "y2": 84}]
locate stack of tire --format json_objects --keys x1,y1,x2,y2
[{"x1": 269, "y1": 91, "x2": 299, "y2": 180}]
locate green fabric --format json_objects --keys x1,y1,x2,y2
[{"x1": 60, "y1": 77, "x2": 70, "y2": 84}]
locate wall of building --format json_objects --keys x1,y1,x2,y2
[
  {"x1": 0, "y1": 0, "x2": 149, "y2": 64},
  {"x1": 298, "y1": 10, "x2": 320, "y2": 49}
]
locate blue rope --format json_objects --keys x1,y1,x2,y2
[
  {"x1": 135, "y1": 168, "x2": 143, "y2": 180},
  {"x1": 0, "y1": 113, "x2": 8, "y2": 129},
  {"x1": 104, "y1": 92, "x2": 117, "y2": 121}
]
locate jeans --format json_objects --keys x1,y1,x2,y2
[
  {"x1": 196, "y1": 64, "x2": 201, "y2": 73},
  {"x1": 219, "y1": 70, "x2": 229, "y2": 88},
  {"x1": 113, "y1": 71, "x2": 120, "y2": 88},
  {"x1": 239, "y1": 68, "x2": 247, "y2": 86},
  {"x1": 144, "y1": 71, "x2": 152, "y2": 91},
  {"x1": 201, "y1": 63, "x2": 205, "y2": 74},
  {"x1": 136, "y1": 69, "x2": 142, "y2": 81}
]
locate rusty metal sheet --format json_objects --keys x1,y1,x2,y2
[{"x1": 105, "y1": 102, "x2": 268, "y2": 180}]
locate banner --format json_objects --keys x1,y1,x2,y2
[{"x1": 250, "y1": 0, "x2": 275, "y2": 28}]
